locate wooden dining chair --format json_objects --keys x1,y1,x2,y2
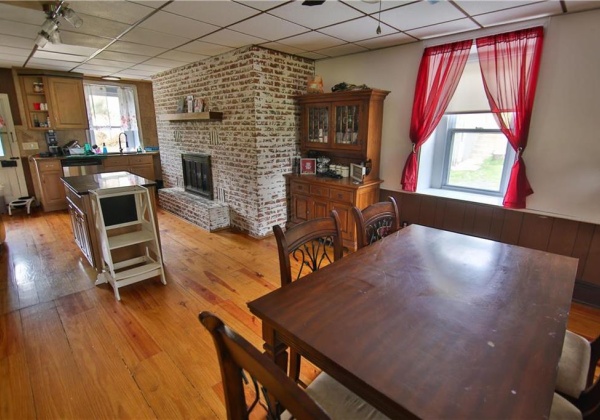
[
  {"x1": 200, "y1": 312, "x2": 387, "y2": 420},
  {"x1": 556, "y1": 330, "x2": 600, "y2": 418},
  {"x1": 273, "y1": 210, "x2": 343, "y2": 287},
  {"x1": 352, "y1": 196, "x2": 400, "y2": 250},
  {"x1": 272, "y1": 210, "x2": 343, "y2": 384}
]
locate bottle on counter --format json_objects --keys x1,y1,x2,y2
[{"x1": 102, "y1": 143, "x2": 108, "y2": 154}]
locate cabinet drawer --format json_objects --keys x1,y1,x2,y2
[
  {"x1": 38, "y1": 159, "x2": 62, "y2": 171},
  {"x1": 129, "y1": 155, "x2": 153, "y2": 165},
  {"x1": 309, "y1": 184, "x2": 330, "y2": 198},
  {"x1": 291, "y1": 182, "x2": 310, "y2": 195},
  {"x1": 329, "y1": 188, "x2": 353, "y2": 203},
  {"x1": 103, "y1": 156, "x2": 128, "y2": 167}
]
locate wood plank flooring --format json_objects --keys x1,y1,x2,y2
[{"x1": 1, "y1": 208, "x2": 599, "y2": 419}]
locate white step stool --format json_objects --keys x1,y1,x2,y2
[{"x1": 8, "y1": 197, "x2": 35, "y2": 215}]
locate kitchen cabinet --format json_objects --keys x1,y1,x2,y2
[
  {"x1": 103, "y1": 154, "x2": 155, "y2": 180},
  {"x1": 32, "y1": 158, "x2": 67, "y2": 212},
  {"x1": 296, "y1": 88, "x2": 389, "y2": 181},
  {"x1": 19, "y1": 74, "x2": 88, "y2": 130},
  {"x1": 67, "y1": 195, "x2": 94, "y2": 266},
  {"x1": 287, "y1": 175, "x2": 382, "y2": 250}
]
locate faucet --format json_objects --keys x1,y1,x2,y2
[{"x1": 118, "y1": 132, "x2": 128, "y2": 154}]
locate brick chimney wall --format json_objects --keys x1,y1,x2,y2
[{"x1": 152, "y1": 46, "x2": 314, "y2": 237}]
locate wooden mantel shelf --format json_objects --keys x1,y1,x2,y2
[{"x1": 159, "y1": 112, "x2": 223, "y2": 122}]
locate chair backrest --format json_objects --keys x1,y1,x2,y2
[
  {"x1": 199, "y1": 311, "x2": 329, "y2": 420},
  {"x1": 352, "y1": 197, "x2": 400, "y2": 250},
  {"x1": 273, "y1": 210, "x2": 343, "y2": 287}
]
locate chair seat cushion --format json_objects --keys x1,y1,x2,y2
[
  {"x1": 556, "y1": 330, "x2": 591, "y2": 398},
  {"x1": 550, "y1": 392, "x2": 582, "y2": 420},
  {"x1": 305, "y1": 372, "x2": 390, "y2": 419}
]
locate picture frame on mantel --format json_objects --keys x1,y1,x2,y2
[
  {"x1": 300, "y1": 158, "x2": 316, "y2": 175},
  {"x1": 176, "y1": 97, "x2": 185, "y2": 113}
]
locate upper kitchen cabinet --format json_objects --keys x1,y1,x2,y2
[
  {"x1": 18, "y1": 71, "x2": 88, "y2": 130},
  {"x1": 296, "y1": 88, "x2": 389, "y2": 180}
]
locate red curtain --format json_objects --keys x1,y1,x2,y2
[
  {"x1": 401, "y1": 40, "x2": 472, "y2": 191},
  {"x1": 476, "y1": 26, "x2": 544, "y2": 209}
]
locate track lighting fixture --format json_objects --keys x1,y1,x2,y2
[{"x1": 34, "y1": 0, "x2": 83, "y2": 48}]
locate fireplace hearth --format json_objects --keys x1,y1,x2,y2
[{"x1": 182, "y1": 153, "x2": 213, "y2": 200}]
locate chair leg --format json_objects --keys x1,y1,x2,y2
[{"x1": 289, "y1": 349, "x2": 301, "y2": 384}]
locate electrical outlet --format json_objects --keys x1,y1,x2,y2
[{"x1": 22, "y1": 142, "x2": 39, "y2": 150}]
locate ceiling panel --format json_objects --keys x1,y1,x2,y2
[
  {"x1": 68, "y1": 1, "x2": 157, "y2": 25},
  {"x1": 379, "y1": 1, "x2": 468, "y2": 31},
  {"x1": 0, "y1": 1, "x2": 45, "y2": 25},
  {"x1": 175, "y1": 41, "x2": 235, "y2": 56},
  {"x1": 106, "y1": 41, "x2": 168, "y2": 57},
  {"x1": 0, "y1": 19, "x2": 39, "y2": 39},
  {"x1": 258, "y1": 41, "x2": 308, "y2": 55},
  {"x1": 315, "y1": 43, "x2": 369, "y2": 58},
  {"x1": 355, "y1": 31, "x2": 415, "y2": 49},
  {"x1": 345, "y1": 0, "x2": 417, "y2": 15},
  {"x1": 164, "y1": 1, "x2": 260, "y2": 27},
  {"x1": 267, "y1": 1, "x2": 363, "y2": 30},
  {"x1": 86, "y1": 58, "x2": 135, "y2": 69},
  {"x1": 201, "y1": 29, "x2": 268, "y2": 48},
  {"x1": 455, "y1": 1, "x2": 544, "y2": 16},
  {"x1": 120, "y1": 27, "x2": 191, "y2": 49},
  {"x1": 0, "y1": 34, "x2": 36, "y2": 49},
  {"x1": 228, "y1": 13, "x2": 309, "y2": 41},
  {"x1": 64, "y1": 13, "x2": 130, "y2": 39},
  {"x1": 94, "y1": 50, "x2": 151, "y2": 64},
  {"x1": 138, "y1": 10, "x2": 220, "y2": 38},
  {"x1": 277, "y1": 31, "x2": 346, "y2": 51},
  {"x1": 157, "y1": 50, "x2": 208, "y2": 64},
  {"x1": 406, "y1": 18, "x2": 481, "y2": 40},
  {"x1": 319, "y1": 16, "x2": 398, "y2": 41},
  {"x1": 473, "y1": 1, "x2": 563, "y2": 27}
]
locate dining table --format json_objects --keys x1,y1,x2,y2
[{"x1": 247, "y1": 224, "x2": 579, "y2": 419}]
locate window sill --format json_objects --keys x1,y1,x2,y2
[{"x1": 417, "y1": 188, "x2": 503, "y2": 206}]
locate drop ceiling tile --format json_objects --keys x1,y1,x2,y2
[
  {"x1": 278, "y1": 31, "x2": 346, "y2": 51},
  {"x1": 319, "y1": 16, "x2": 398, "y2": 41},
  {"x1": 130, "y1": 63, "x2": 177, "y2": 73},
  {"x1": 42, "y1": 42, "x2": 100, "y2": 57},
  {"x1": 112, "y1": 68, "x2": 155, "y2": 77},
  {"x1": 0, "y1": 19, "x2": 38, "y2": 39},
  {"x1": 77, "y1": 63, "x2": 130, "y2": 74},
  {"x1": 355, "y1": 31, "x2": 414, "y2": 49},
  {"x1": 157, "y1": 50, "x2": 208, "y2": 64},
  {"x1": 59, "y1": 32, "x2": 114, "y2": 49},
  {"x1": 140, "y1": 57, "x2": 182, "y2": 68},
  {"x1": 455, "y1": 1, "x2": 543, "y2": 16},
  {"x1": 474, "y1": 1, "x2": 563, "y2": 27},
  {"x1": 106, "y1": 41, "x2": 168, "y2": 57},
  {"x1": 129, "y1": 1, "x2": 171, "y2": 8},
  {"x1": 229, "y1": 14, "x2": 309, "y2": 41},
  {"x1": 0, "y1": 45, "x2": 31, "y2": 57},
  {"x1": 345, "y1": 0, "x2": 416, "y2": 15},
  {"x1": 267, "y1": 1, "x2": 363, "y2": 30},
  {"x1": 315, "y1": 43, "x2": 369, "y2": 57},
  {"x1": 28, "y1": 58, "x2": 80, "y2": 70},
  {"x1": 95, "y1": 50, "x2": 150, "y2": 64},
  {"x1": 201, "y1": 29, "x2": 267, "y2": 48},
  {"x1": 139, "y1": 11, "x2": 220, "y2": 38},
  {"x1": 112, "y1": 71, "x2": 152, "y2": 80},
  {"x1": 295, "y1": 51, "x2": 329, "y2": 60},
  {"x1": 0, "y1": 2, "x2": 46, "y2": 25},
  {"x1": 406, "y1": 18, "x2": 480, "y2": 39},
  {"x1": 378, "y1": 1, "x2": 467, "y2": 31},
  {"x1": 259, "y1": 42, "x2": 307, "y2": 55},
  {"x1": 33, "y1": 50, "x2": 88, "y2": 63},
  {"x1": 0, "y1": 52, "x2": 27, "y2": 63},
  {"x1": 563, "y1": 1, "x2": 600, "y2": 13},
  {"x1": 176, "y1": 41, "x2": 234, "y2": 56},
  {"x1": 120, "y1": 27, "x2": 191, "y2": 49},
  {"x1": 68, "y1": 1, "x2": 156, "y2": 25},
  {"x1": 164, "y1": 1, "x2": 260, "y2": 27},
  {"x1": 64, "y1": 13, "x2": 130, "y2": 39},
  {"x1": 235, "y1": 0, "x2": 289, "y2": 12},
  {"x1": 0, "y1": 58, "x2": 26, "y2": 68},
  {"x1": 87, "y1": 58, "x2": 134, "y2": 69},
  {"x1": 0, "y1": 34, "x2": 34, "y2": 49}
]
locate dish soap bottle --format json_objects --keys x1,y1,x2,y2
[{"x1": 102, "y1": 143, "x2": 108, "y2": 154}]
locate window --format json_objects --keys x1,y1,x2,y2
[
  {"x1": 83, "y1": 83, "x2": 142, "y2": 153},
  {"x1": 418, "y1": 55, "x2": 514, "y2": 200},
  {"x1": 440, "y1": 113, "x2": 514, "y2": 195}
]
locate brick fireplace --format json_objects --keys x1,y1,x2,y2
[{"x1": 153, "y1": 46, "x2": 314, "y2": 237}]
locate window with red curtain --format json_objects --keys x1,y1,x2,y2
[
  {"x1": 401, "y1": 40, "x2": 472, "y2": 192},
  {"x1": 476, "y1": 26, "x2": 544, "y2": 209}
]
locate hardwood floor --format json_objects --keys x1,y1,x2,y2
[{"x1": 1, "y1": 207, "x2": 599, "y2": 418}]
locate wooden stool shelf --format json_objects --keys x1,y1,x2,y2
[{"x1": 90, "y1": 185, "x2": 166, "y2": 301}]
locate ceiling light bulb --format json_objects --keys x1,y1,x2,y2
[
  {"x1": 62, "y1": 8, "x2": 83, "y2": 28},
  {"x1": 35, "y1": 32, "x2": 49, "y2": 48},
  {"x1": 376, "y1": 25, "x2": 381, "y2": 35},
  {"x1": 41, "y1": 18, "x2": 58, "y2": 34}
]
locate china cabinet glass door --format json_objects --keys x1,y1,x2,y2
[
  {"x1": 334, "y1": 103, "x2": 361, "y2": 150},
  {"x1": 306, "y1": 105, "x2": 329, "y2": 146}
]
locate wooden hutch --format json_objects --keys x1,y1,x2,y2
[{"x1": 287, "y1": 88, "x2": 390, "y2": 250}]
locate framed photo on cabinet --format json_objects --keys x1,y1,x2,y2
[{"x1": 300, "y1": 158, "x2": 316, "y2": 175}]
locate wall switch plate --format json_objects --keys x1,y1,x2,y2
[{"x1": 22, "y1": 142, "x2": 39, "y2": 150}]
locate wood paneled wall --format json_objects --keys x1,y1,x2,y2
[
  {"x1": 383, "y1": 189, "x2": 600, "y2": 306},
  {"x1": 0, "y1": 68, "x2": 22, "y2": 126}
]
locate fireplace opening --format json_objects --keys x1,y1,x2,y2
[{"x1": 182, "y1": 153, "x2": 213, "y2": 200}]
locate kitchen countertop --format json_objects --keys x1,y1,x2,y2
[
  {"x1": 62, "y1": 171, "x2": 156, "y2": 196},
  {"x1": 32, "y1": 151, "x2": 159, "y2": 161}
]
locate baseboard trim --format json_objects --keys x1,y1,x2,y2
[{"x1": 573, "y1": 281, "x2": 600, "y2": 308}]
